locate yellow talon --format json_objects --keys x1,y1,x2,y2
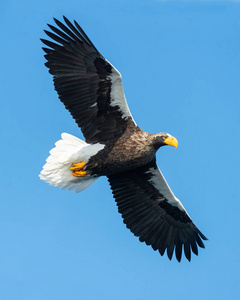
[
  {"x1": 72, "y1": 170, "x2": 87, "y2": 177},
  {"x1": 70, "y1": 162, "x2": 86, "y2": 170},
  {"x1": 70, "y1": 162, "x2": 87, "y2": 177}
]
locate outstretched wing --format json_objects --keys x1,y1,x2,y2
[
  {"x1": 41, "y1": 16, "x2": 136, "y2": 144},
  {"x1": 108, "y1": 159, "x2": 207, "y2": 262}
]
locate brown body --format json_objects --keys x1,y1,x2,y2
[{"x1": 86, "y1": 125, "x2": 157, "y2": 176}]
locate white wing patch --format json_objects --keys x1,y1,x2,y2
[
  {"x1": 106, "y1": 59, "x2": 136, "y2": 125},
  {"x1": 146, "y1": 167, "x2": 187, "y2": 213},
  {"x1": 39, "y1": 133, "x2": 104, "y2": 193}
]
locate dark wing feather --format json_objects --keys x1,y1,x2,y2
[
  {"x1": 108, "y1": 159, "x2": 207, "y2": 262},
  {"x1": 41, "y1": 16, "x2": 136, "y2": 143}
]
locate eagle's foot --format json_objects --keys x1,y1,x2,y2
[{"x1": 70, "y1": 162, "x2": 87, "y2": 177}]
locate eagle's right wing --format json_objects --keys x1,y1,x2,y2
[{"x1": 108, "y1": 159, "x2": 207, "y2": 262}]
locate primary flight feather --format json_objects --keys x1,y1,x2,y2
[{"x1": 40, "y1": 16, "x2": 207, "y2": 262}]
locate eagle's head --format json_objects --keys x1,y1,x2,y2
[{"x1": 152, "y1": 133, "x2": 178, "y2": 150}]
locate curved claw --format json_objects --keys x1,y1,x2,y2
[
  {"x1": 70, "y1": 162, "x2": 87, "y2": 177},
  {"x1": 72, "y1": 170, "x2": 87, "y2": 177},
  {"x1": 70, "y1": 162, "x2": 86, "y2": 171}
]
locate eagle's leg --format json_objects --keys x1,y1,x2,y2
[{"x1": 70, "y1": 162, "x2": 87, "y2": 177}]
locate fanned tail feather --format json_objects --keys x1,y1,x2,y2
[{"x1": 39, "y1": 133, "x2": 98, "y2": 192}]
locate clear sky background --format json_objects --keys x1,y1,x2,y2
[{"x1": 1, "y1": 0, "x2": 240, "y2": 299}]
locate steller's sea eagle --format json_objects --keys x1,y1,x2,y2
[{"x1": 39, "y1": 16, "x2": 207, "y2": 262}]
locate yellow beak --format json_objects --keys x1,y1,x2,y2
[{"x1": 164, "y1": 136, "x2": 178, "y2": 148}]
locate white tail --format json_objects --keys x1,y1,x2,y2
[{"x1": 39, "y1": 133, "x2": 101, "y2": 192}]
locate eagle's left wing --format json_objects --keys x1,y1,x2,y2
[
  {"x1": 107, "y1": 159, "x2": 207, "y2": 262},
  {"x1": 41, "y1": 17, "x2": 136, "y2": 144}
]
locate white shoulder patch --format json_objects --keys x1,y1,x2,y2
[
  {"x1": 106, "y1": 59, "x2": 136, "y2": 125},
  {"x1": 146, "y1": 167, "x2": 186, "y2": 212}
]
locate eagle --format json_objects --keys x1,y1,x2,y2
[{"x1": 40, "y1": 16, "x2": 207, "y2": 262}]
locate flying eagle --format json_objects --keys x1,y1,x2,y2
[{"x1": 40, "y1": 16, "x2": 207, "y2": 262}]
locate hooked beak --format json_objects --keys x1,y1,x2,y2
[{"x1": 164, "y1": 136, "x2": 178, "y2": 148}]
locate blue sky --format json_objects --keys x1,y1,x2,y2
[{"x1": 1, "y1": 0, "x2": 240, "y2": 299}]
